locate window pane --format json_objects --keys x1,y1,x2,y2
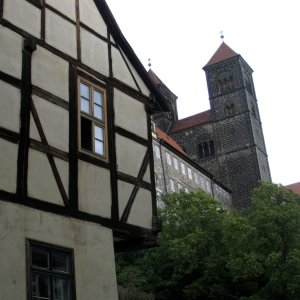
[
  {"x1": 32, "y1": 248, "x2": 49, "y2": 269},
  {"x1": 93, "y1": 90, "x2": 102, "y2": 106},
  {"x1": 94, "y1": 104, "x2": 103, "y2": 120},
  {"x1": 80, "y1": 83, "x2": 89, "y2": 98},
  {"x1": 53, "y1": 277, "x2": 70, "y2": 300},
  {"x1": 32, "y1": 273, "x2": 50, "y2": 299},
  {"x1": 95, "y1": 140, "x2": 104, "y2": 155},
  {"x1": 81, "y1": 98, "x2": 90, "y2": 113},
  {"x1": 52, "y1": 251, "x2": 69, "y2": 273},
  {"x1": 94, "y1": 125, "x2": 103, "y2": 141},
  {"x1": 81, "y1": 117, "x2": 92, "y2": 151}
]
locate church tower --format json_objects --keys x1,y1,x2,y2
[
  {"x1": 170, "y1": 42, "x2": 271, "y2": 209},
  {"x1": 202, "y1": 42, "x2": 271, "y2": 209}
]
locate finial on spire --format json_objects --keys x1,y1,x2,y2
[
  {"x1": 220, "y1": 30, "x2": 224, "y2": 41},
  {"x1": 148, "y1": 58, "x2": 152, "y2": 69}
]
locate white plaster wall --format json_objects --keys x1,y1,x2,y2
[
  {"x1": 114, "y1": 89, "x2": 148, "y2": 139},
  {"x1": 0, "y1": 81, "x2": 21, "y2": 132},
  {"x1": 117, "y1": 180, "x2": 134, "y2": 217},
  {"x1": 27, "y1": 149, "x2": 64, "y2": 206},
  {"x1": 127, "y1": 188, "x2": 152, "y2": 229},
  {"x1": 80, "y1": 27, "x2": 109, "y2": 76},
  {"x1": 0, "y1": 201, "x2": 118, "y2": 300},
  {"x1": 143, "y1": 164, "x2": 151, "y2": 183},
  {"x1": 78, "y1": 161, "x2": 111, "y2": 218},
  {"x1": 29, "y1": 113, "x2": 41, "y2": 142},
  {"x1": 79, "y1": 0, "x2": 107, "y2": 37},
  {"x1": 32, "y1": 95, "x2": 69, "y2": 152},
  {"x1": 112, "y1": 47, "x2": 137, "y2": 90},
  {"x1": 46, "y1": 0, "x2": 76, "y2": 21},
  {"x1": 46, "y1": 9, "x2": 77, "y2": 58},
  {"x1": 116, "y1": 134, "x2": 147, "y2": 178},
  {"x1": 32, "y1": 46, "x2": 69, "y2": 101},
  {"x1": 0, "y1": 139, "x2": 18, "y2": 193},
  {"x1": 3, "y1": 0, "x2": 41, "y2": 38},
  {"x1": 0, "y1": 25, "x2": 22, "y2": 79},
  {"x1": 120, "y1": 49, "x2": 151, "y2": 96}
]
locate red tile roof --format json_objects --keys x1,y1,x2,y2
[
  {"x1": 156, "y1": 127, "x2": 187, "y2": 156},
  {"x1": 204, "y1": 42, "x2": 239, "y2": 67},
  {"x1": 170, "y1": 110, "x2": 212, "y2": 133},
  {"x1": 285, "y1": 182, "x2": 300, "y2": 196}
]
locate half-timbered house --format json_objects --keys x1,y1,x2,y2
[{"x1": 0, "y1": 0, "x2": 167, "y2": 299}]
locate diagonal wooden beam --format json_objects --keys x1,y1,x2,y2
[
  {"x1": 120, "y1": 151, "x2": 149, "y2": 223},
  {"x1": 30, "y1": 98, "x2": 69, "y2": 207}
]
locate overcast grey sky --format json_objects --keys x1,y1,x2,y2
[{"x1": 106, "y1": 0, "x2": 300, "y2": 186}]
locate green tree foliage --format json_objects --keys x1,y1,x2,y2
[{"x1": 116, "y1": 183, "x2": 300, "y2": 300}]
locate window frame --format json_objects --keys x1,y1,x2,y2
[
  {"x1": 26, "y1": 239, "x2": 76, "y2": 300},
  {"x1": 173, "y1": 157, "x2": 179, "y2": 171},
  {"x1": 78, "y1": 77, "x2": 108, "y2": 160},
  {"x1": 166, "y1": 152, "x2": 172, "y2": 165}
]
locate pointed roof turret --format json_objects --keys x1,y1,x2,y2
[{"x1": 204, "y1": 42, "x2": 239, "y2": 67}]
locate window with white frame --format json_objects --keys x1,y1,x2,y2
[
  {"x1": 27, "y1": 240, "x2": 75, "y2": 300},
  {"x1": 166, "y1": 152, "x2": 171, "y2": 165},
  {"x1": 173, "y1": 157, "x2": 179, "y2": 171},
  {"x1": 181, "y1": 162, "x2": 186, "y2": 175},
  {"x1": 154, "y1": 144, "x2": 160, "y2": 159},
  {"x1": 188, "y1": 167, "x2": 193, "y2": 180},
  {"x1": 184, "y1": 187, "x2": 189, "y2": 193},
  {"x1": 177, "y1": 183, "x2": 183, "y2": 191},
  {"x1": 170, "y1": 179, "x2": 175, "y2": 192},
  {"x1": 79, "y1": 78, "x2": 107, "y2": 159}
]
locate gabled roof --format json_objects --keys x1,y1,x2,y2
[
  {"x1": 285, "y1": 182, "x2": 300, "y2": 196},
  {"x1": 156, "y1": 127, "x2": 187, "y2": 156},
  {"x1": 93, "y1": 0, "x2": 168, "y2": 112},
  {"x1": 204, "y1": 42, "x2": 239, "y2": 67},
  {"x1": 170, "y1": 110, "x2": 212, "y2": 133}
]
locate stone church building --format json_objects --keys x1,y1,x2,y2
[{"x1": 153, "y1": 42, "x2": 271, "y2": 210}]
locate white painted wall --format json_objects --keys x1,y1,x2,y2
[
  {"x1": 127, "y1": 188, "x2": 152, "y2": 229},
  {"x1": 80, "y1": 27, "x2": 109, "y2": 76},
  {"x1": 0, "y1": 139, "x2": 18, "y2": 194},
  {"x1": 112, "y1": 47, "x2": 138, "y2": 90},
  {"x1": 116, "y1": 134, "x2": 147, "y2": 177},
  {"x1": 46, "y1": 9, "x2": 77, "y2": 58},
  {"x1": 46, "y1": 0, "x2": 76, "y2": 21},
  {"x1": 32, "y1": 95, "x2": 69, "y2": 152},
  {"x1": 79, "y1": 0, "x2": 107, "y2": 37},
  {"x1": 78, "y1": 161, "x2": 112, "y2": 219},
  {"x1": 114, "y1": 89, "x2": 148, "y2": 139},
  {"x1": 32, "y1": 46, "x2": 69, "y2": 101},
  {"x1": 0, "y1": 201, "x2": 118, "y2": 300},
  {"x1": 0, "y1": 80, "x2": 21, "y2": 132},
  {"x1": 27, "y1": 149, "x2": 65, "y2": 206},
  {"x1": 3, "y1": 0, "x2": 41, "y2": 38},
  {"x1": 0, "y1": 25, "x2": 22, "y2": 79}
]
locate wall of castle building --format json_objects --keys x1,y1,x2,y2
[
  {"x1": 152, "y1": 138, "x2": 231, "y2": 208},
  {"x1": 0, "y1": 201, "x2": 118, "y2": 300}
]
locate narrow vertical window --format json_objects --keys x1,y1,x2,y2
[
  {"x1": 166, "y1": 152, "x2": 171, "y2": 165},
  {"x1": 188, "y1": 168, "x2": 192, "y2": 180},
  {"x1": 170, "y1": 179, "x2": 175, "y2": 192},
  {"x1": 173, "y1": 157, "x2": 179, "y2": 171},
  {"x1": 181, "y1": 162, "x2": 186, "y2": 175},
  {"x1": 79, "y1": 78, "x2": 107, "y2": 159}
]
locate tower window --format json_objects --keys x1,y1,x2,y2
[
  {"x1": 218, "y1": 76, "x2": 233, "y2": 94},
  {"x1": 225, "y1": 103, "x2": 235, "y2": 116},
  {"x1": 199, "y1": 140, "x2": 215, "y2": 158}
]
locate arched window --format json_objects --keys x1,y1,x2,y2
[{"x1": 218, "y1": 76, "x2": 233, "y2": 94}]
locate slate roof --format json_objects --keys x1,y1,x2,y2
[
  {"x1": 204, "y1": 42, "x2": 239, "y2": 67},
  {"x1": 156, "y1": 127, "x2": 187, "y2": 156},
  {"x1": 170, "y1": 110, "x2": 212, "y2": 133},
  {"x1": 285, "y1": 182, "x2": 300, "y2": 196}
]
